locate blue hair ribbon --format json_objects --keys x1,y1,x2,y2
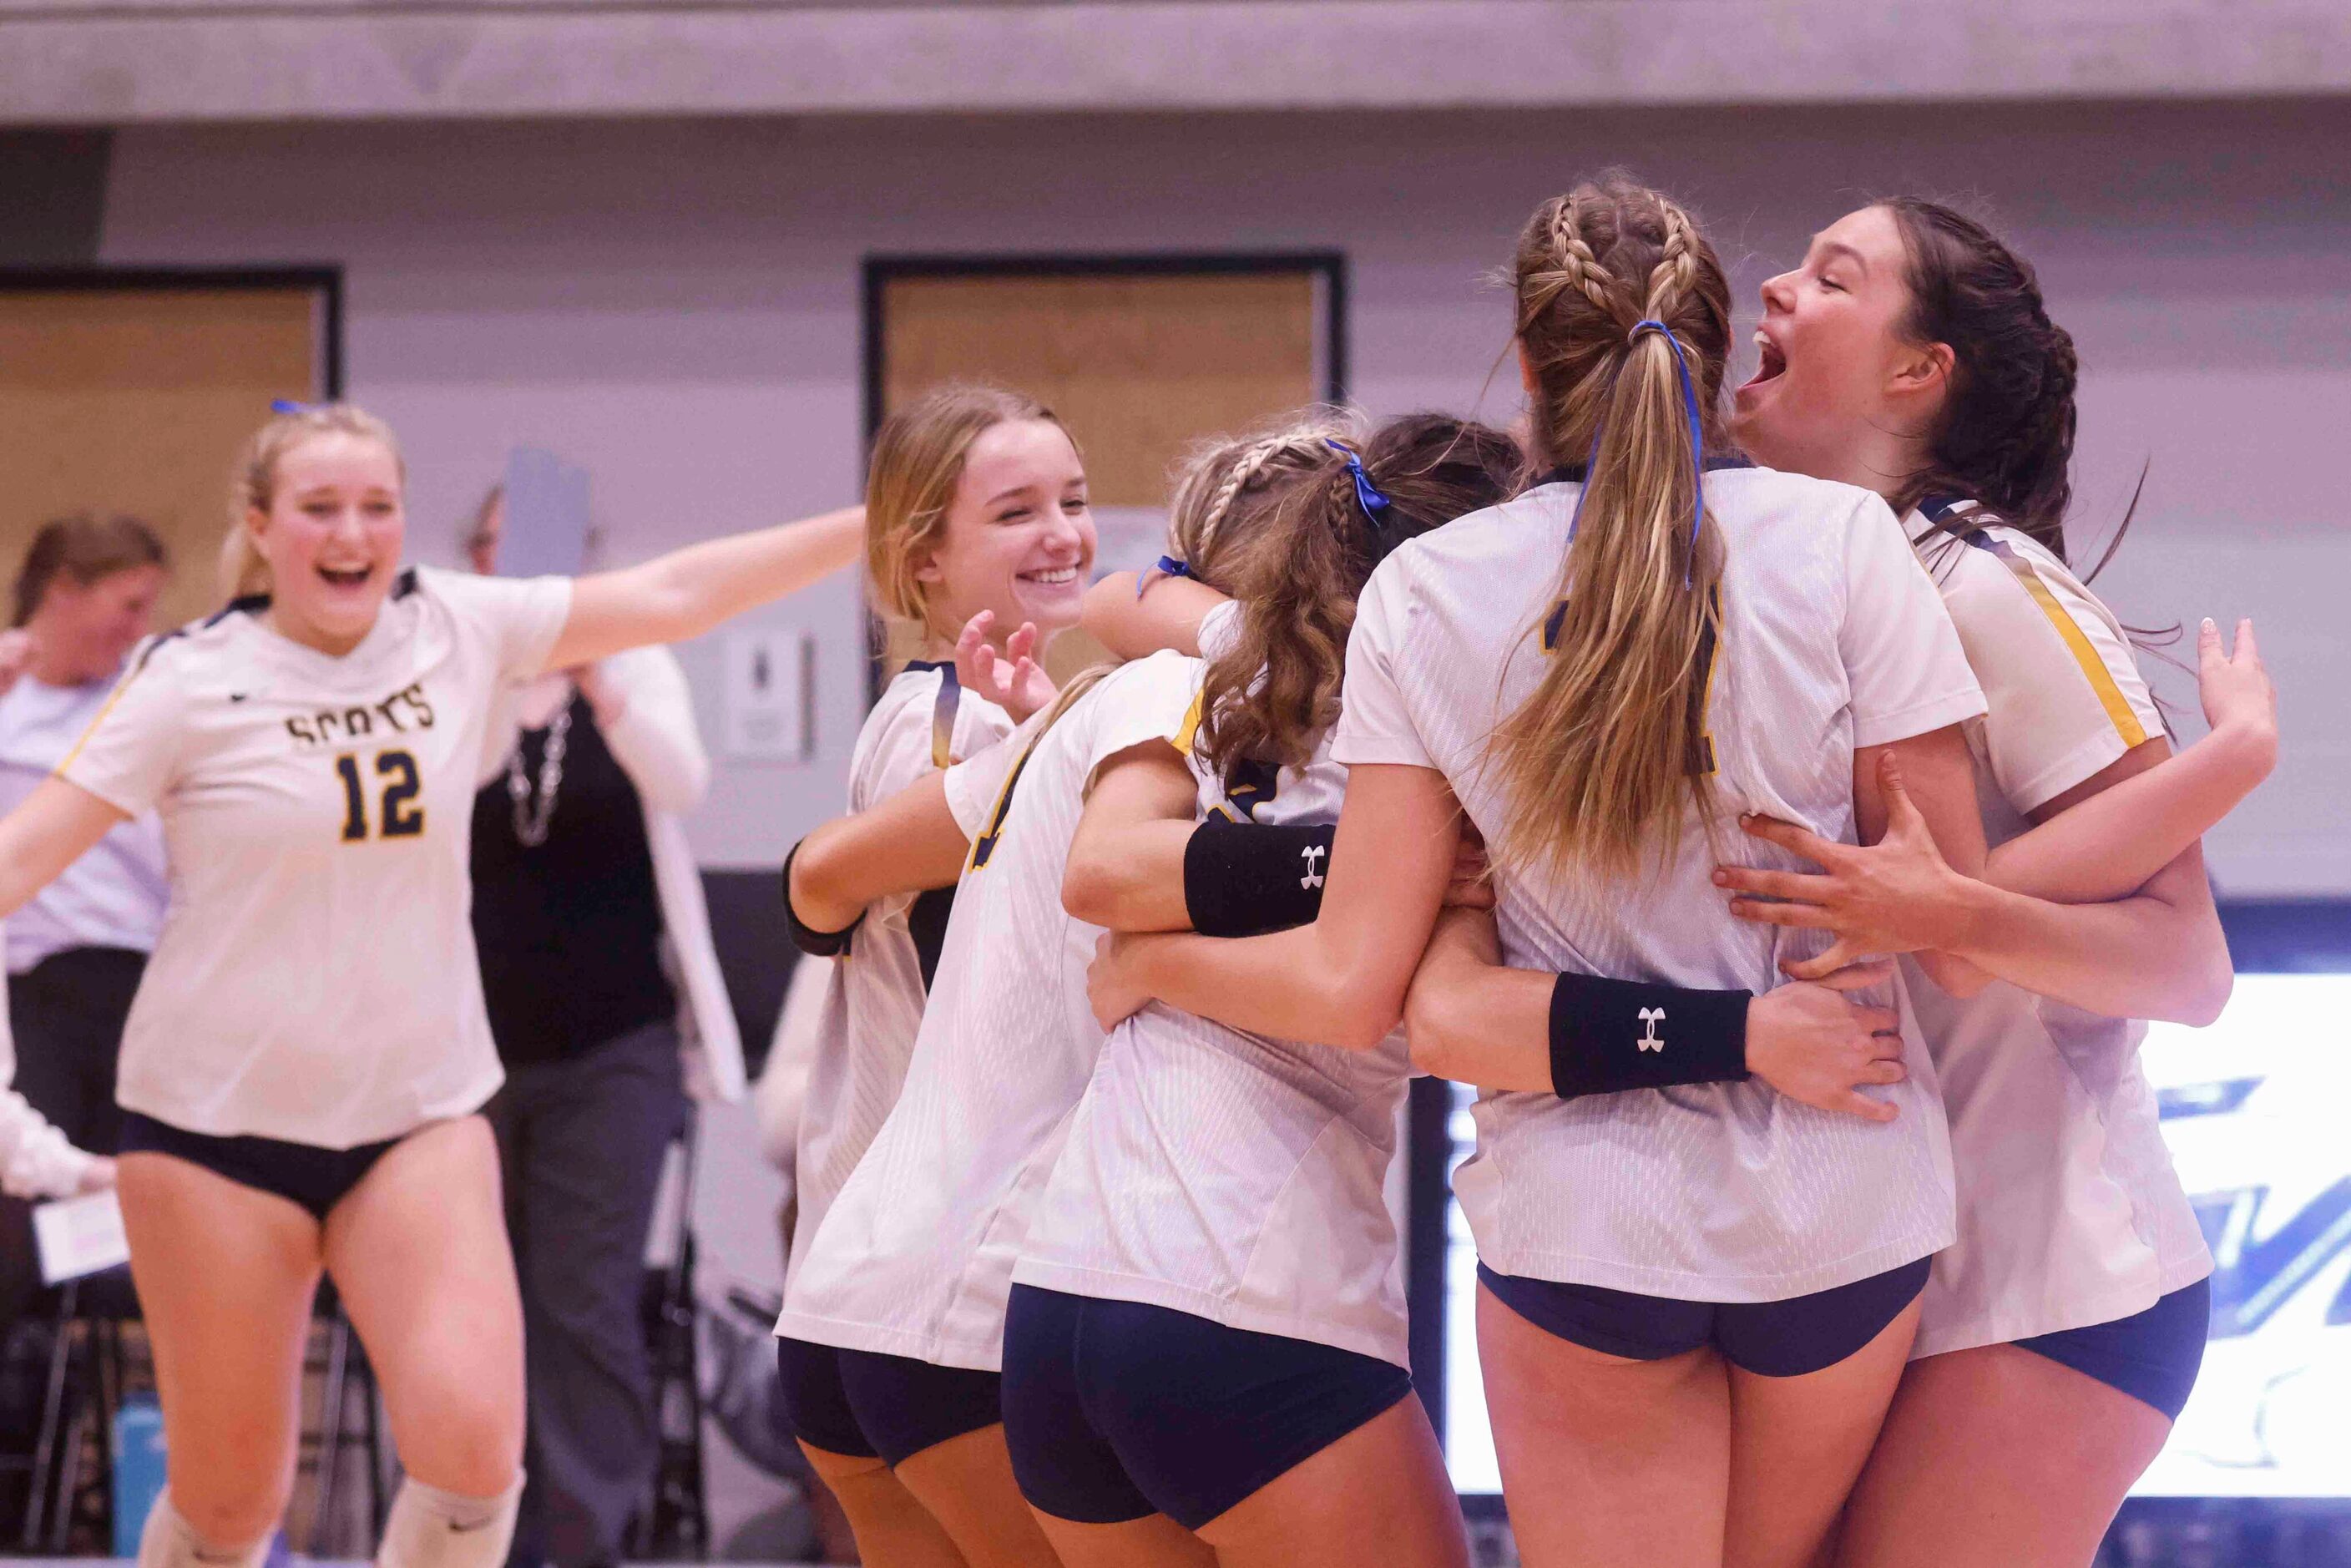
[
  {"x1": 1324, "y1": 439, "x2": 1391, "y2": 529},
  {"x1": 270, "y1": 398, "x2": 324, "y2": 416},
  {"x1": 1628, "y1": 318, "x2": 1709, "y2": 585},
  {"x1": 1137, "y1": 554, "x2": 1191, "y2": 598}
]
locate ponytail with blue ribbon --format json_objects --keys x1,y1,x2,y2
[{"x1": 1564, "y1": 319, "x2": 1709, "y2": 587}]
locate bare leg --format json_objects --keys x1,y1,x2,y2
[
  {"x1": 893, "y1": 1424, "x2": 1066, "y2": 1568},
  {"x1": 1835, "y1": 1343, "x2": 2172, "y2": 1568},
  {"x1": 118, "y1": 1152, "x2": 323, "y2": 1549},
  {"x1": 323, "y1": 1117, "x2": 526, "y2": 1497},
  {"x1": 801, "y1": 1441, "x2": 971, "y2": 1568},
  {"x1": 1196, "y1": 1393, "x2": 1469, "y2": 1568},
  {"x1": 1723, "y1": 1297, "x2": 1920, "y2": 1568},
  {"x1": 1477, "y1": 1281, "x2": 1731, "y2": 1568}
]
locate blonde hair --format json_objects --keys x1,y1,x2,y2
[
  {"x1": 865, "y1": 383, "x2": 1069, "y2": 635},
  {"x1": 220, "y1": 402, "x2": 405, "y2": 603},
  {"x1": 1488, "y1": 177, "x2": 1735, "y2": 882}
]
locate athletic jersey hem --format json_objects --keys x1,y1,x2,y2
[
  {"x1": 769, "y1": 1308, "x2": 1003, "y2": 1374},
  {"x1": 1850, "y1": 686, "x2": 1990, "y2": 751},
  {"x1": 1474, "y1": 1230, "x2": 1951, "y2": 1304},
  {"x1": 1006, "y1": 1258, "x2": 1408, "y2": 1370},
  {"x1": 111, "y1": 1074, "x2": 503, "y2": 1153},
  {"x1": 1911, "y1": 1254, "x2": 2215, "y2": 1361}
]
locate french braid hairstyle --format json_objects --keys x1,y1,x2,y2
[
  {"x1": 1878, "y1": 197, "x2": 2085, "y2": 564},
  {"x1": 1195, "y1": 414, "x2": 1522, "y2": 777},
  {"x1": 1489, "y1": 175, "x2": 1737, "y2": 883}
]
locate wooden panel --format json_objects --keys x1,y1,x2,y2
[
  {"x1": 881, "y1": 270, "x2": 1319, "y2": 508},
  {"x1": 877, "y1": 266, "x2": 1322, "y2": 680},
  {"x1": 0, "y1": 286, "x2": 321, "y2": 630}
]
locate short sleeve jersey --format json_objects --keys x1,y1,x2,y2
[
  {"x1": 1899, "y1": 501, "x2": 2211, "y2": 1354},
  {"x1": 1336, "y1": 469, "x2": 1985, "y2": 1300},
  {"x1": 1016, "y1": 612, "x2": 1412, "y2": 1367},
  {"x1": 59, "y1": 567, "x2": 572, "y2": 1149},
  {"x1": 784, "y1": 663, "x2": 1012, "y2": 1295},
  {"x1": 776, "y1": 651, "x2": 1202, "y2": 1370}
]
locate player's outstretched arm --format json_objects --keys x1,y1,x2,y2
[
  {"x1": 545, "y1": 504, "x2": 864, "y2": 672},
  {"x1": 0, "y1": 779, "x2": 124, "y2": 923},
  {"x1": 1082, "y1": 570, "x2": 1231, "y2": 660}
]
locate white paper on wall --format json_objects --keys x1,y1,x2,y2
[{"x1": 724, "y1": 628, "x2": 811, "y2": 761}]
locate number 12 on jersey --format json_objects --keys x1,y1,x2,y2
[{"x1": 336, "y1": 751, "x2": 425, "y2": 842}]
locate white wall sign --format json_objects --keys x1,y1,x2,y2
[{"x1": 725, "y1": 628, "x2": 812, "y2": 761}]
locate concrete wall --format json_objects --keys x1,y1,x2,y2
[
  {"x1": 9, "y1": 1, "x2": 2351, "y2": 124},
  {"x1": 96, "y1": 99, "x2": 2351, "y2": 890}
]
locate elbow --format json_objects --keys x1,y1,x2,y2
[
  {"x1": 1327, "y1": 978, "x2": 1406, "y2": 1054},
  {"x1": 1403, "y1": 979, "x2": 1464, "y2": 1080},
  {"x1": 2172, "y1": 953, "x2": 2237, "y2": 1029},
  {"x1": 1079, "y1": 574, "x2": 1140, "y2": 652},
  {"x1": 1060, "y1": 856, "x2": 1131, "y2": 929}
]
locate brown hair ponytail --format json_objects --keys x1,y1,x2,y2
[
  {"x1": 1488, "y1": 178, "x2": 1735, "y2": 882},
  {"x1": 1193, "y1": 414, "x2": 1520, "y2": 777}
]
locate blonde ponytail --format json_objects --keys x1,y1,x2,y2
[{"x1": 1489, "y1": 180, "x2": 1734, "y2": 882}]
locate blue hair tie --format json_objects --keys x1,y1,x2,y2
[
  {"x1": 1324, "y1": 439, "x2": 1391, "y2": 530},
  {"x1": 1628, "y1": 319, "x2": 1709, "y2": 585},
  {"x1": 270, "y1": 398, "x2": 324, "y2": 416},
  {"x1": 1137, "y1": 554, "x2": 1191, "y2": 598}
]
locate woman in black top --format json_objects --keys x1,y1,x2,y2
[{"x1": 468, "y1": 492, "x2": 712, "y2": 1568}]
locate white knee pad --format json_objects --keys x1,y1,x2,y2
[
  {"x1": 135, "y1": 1491, "x2": 272, "y2": 1568},
  {"x1": 376, "y1": 1473, "x2": 524, "y2": 1568}
]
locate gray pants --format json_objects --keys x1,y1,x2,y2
[{"x1": 487, "y1": 1021, "x2": 689, "y2": 1568}]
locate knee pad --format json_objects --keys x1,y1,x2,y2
[
  {"x1": 135, "y1": 1492, "x2": 272, "y2": 1568},
  {"x1": 376, "y1": 1473, "x2": 524, "y2": 1568}
]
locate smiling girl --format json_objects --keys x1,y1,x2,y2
[
  {"x1": 775, "y1": 383, "x2": 1092, "y2": 1568},
  {"x1": 1719, "y1": 199, "x2": 2274, "y2": 1568},
  {"x1": 0, "y1": 402, "x2": 861, "y2": 1568}
]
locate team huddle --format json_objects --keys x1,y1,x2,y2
[
  {"x1": 769, "y1": 181, "x2": 2276, "y2": 1568},
  {"x1": 0, "y1": 175, "x2": 2280, "y2": 1568}
]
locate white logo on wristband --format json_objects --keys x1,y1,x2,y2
[
  {"x1": 1300, "y1": 844, "x2": 1327, "y2": 890},
  {"x1": 1637, "y1": 1006, "x2": 1666, "y2": 1053}
]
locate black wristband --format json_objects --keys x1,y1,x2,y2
[
  {"x1": 1548, "y1": 973, "x2": 1751, "y2": 1100},
  {"x1": 1182, "y1": 818, "x2": 1338, "y2": 938},
  {"x1": 781, "y1": 837, "x2": 862, "y2": 958}
]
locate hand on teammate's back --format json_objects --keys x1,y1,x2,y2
[{"x1": 1745, "y1": 966, "x2": 1906, "y2": 1123}]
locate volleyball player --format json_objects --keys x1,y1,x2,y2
[
  {"x1": 0, "y1": 402, "x2": 861, "y2": 1568},
  {"x1": 776, "y1": 383, "x2": 1090, "y2": 1565},
  {"x1": 1708, "y1": 199, "x2": 2274, "y2": 1567},
  {"x1": 999, "y1": 414, "x2": 1518, "y2": 1568},
  {"x1": 1083, "y1": 180, "x2": 1996, "y2": 1568}
]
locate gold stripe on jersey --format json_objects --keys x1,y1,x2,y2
[
  {"x1": 1982, "y1": 538, "x2": 2148, "y2": 750},
  {"x1": 1172, "y1": 690, "x2": 1206, "y2": 758},
  {"x1": 966, "y1": 732, "x2": 1043, "y2": 874}
]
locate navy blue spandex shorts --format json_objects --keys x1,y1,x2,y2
[
  {"x1": 1478, "y1": 1256, "x2": 1934, "y2": 1377},
  {"x1": 774, "y1": 1335, "x2": 879, "y2": 1459},
  {"x1": 1001, "y1": 1284, "x2": 1414, "y2": 1530},
  {"x1": 119, "y1": 1110, "x2": 403, "y2": 1222},
  {"x1": 818, "y1": 1345, "x2": 1006, "y2": 1468},
  {"x1": 2010, "y1": 1277, "x2": 2211, "y2": 1421}
]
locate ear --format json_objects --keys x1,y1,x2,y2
[
  {"x1": 910, "y1": 550, "x2": 945, "y2": 585},
  {"x1": 1889, "y1": 340, "x2": 1954, "y2": 404}
]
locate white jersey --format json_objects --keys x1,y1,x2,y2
[
  {"x1": 777, "y1": 651, "x2": 1202, "y2": 1369},
  {"x1": 1016, "y1": 604, "x2": 1411, "y2": 1366},
  {"x1": 783, "y1": 662, "x2": 1012, "y2": 1297},
  {"x1": 1337, "y1": 469, "x2": 1986, "y2": 1301},
  {"x1": 0, "y1": 675, "x2": 169, "y2": 972},
  {"x1": 1900, "y1": 501, "x2": 2212, "y2": 1357},
  {"x1": 59, "y1": 567, "x2": 572, "y2": 1149}
]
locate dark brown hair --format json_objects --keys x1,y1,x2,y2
[
  {"x1": 1489, "y1": 176, "x2": 1735, "y2": 881},
  {"x1": 1194, "y1": 413, "x2": 1521, "y2": 778},
  {"x1": 1878, "y1": 197, "x2": 2081, "y2": 560},
  {"x1": 13, "y1": 513, "x2": 169, "y2": 627}
]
